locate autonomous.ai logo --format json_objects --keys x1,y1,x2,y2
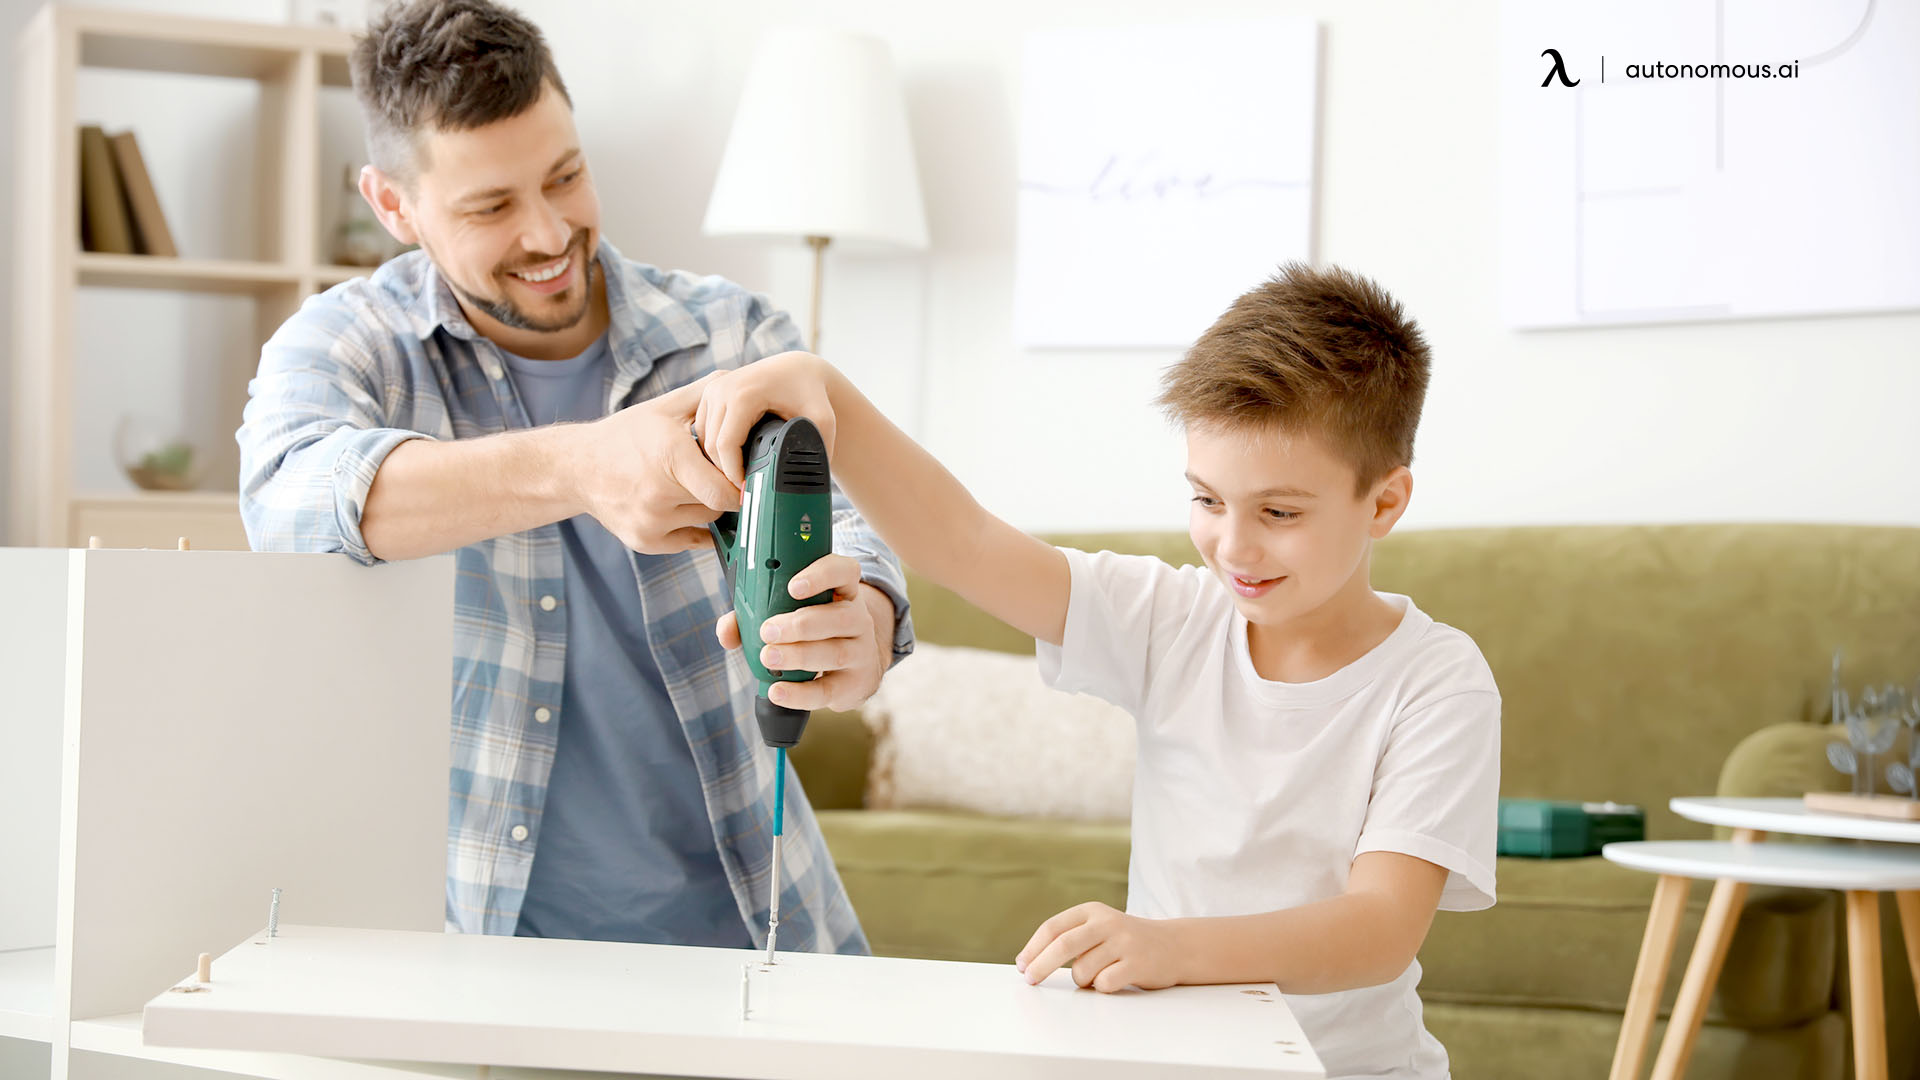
[
  {"x1": 1541, "y1": 48, "x2": 1580, "y2": 87},
  {"x1": 1535, "y1": 46, "x2": 1805, "y2": 87}
]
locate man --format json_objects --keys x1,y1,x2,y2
[{"x1": 236, "y1": 0, "x2": 911, "y2": 954}]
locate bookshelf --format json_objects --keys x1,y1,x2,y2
[{"x1": 9, "y1": 6, "x2": 379, "y2": 550}]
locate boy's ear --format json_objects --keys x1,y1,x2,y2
[
  {"x1": 1368, "y1": 466, "x2": 1413, "y2": 539},
  {"x1": 359, "y1": 165, "x2": 420, "y2": 246}
]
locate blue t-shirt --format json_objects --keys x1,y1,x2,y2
[{"x1": 505, "y1": 335, "x2": 750, "y2": 947}]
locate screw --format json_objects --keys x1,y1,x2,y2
[{"x1": 268, "y1": 887, "x2": 282, "y2": 938}]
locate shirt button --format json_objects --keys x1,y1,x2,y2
[
  {"x1": 510, "y1": 825, "x2": 529, "y2": 842},
  {"x1": 534, "y1": 707, "x2": 552, "y2": 724},
  {"x1": 539, "y1": 594, "x2": 557, "y2": 611},
  {"x1": 484, "y1": 363, "x2": 503, "y2": 380}
]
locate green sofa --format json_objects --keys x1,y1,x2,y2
[{"x1": 789, "y1": 525, "x2": 1920, "y2": 1080}]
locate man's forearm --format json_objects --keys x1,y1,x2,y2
[
  {"x1": 362, "y1": 424, "x2": 589, "y2": 561},
  {"x1": 1171, "y1": 893, "x2": 1428, "y2": 995}
]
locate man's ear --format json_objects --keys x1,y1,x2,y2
[
  {"x1": 1368, "y1": 466, "x2": 1413, "y2": 539},
  {"x1": 358, "y1": 165, "x2": 419, "y2": 246}
]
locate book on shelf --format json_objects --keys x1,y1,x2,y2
[
  {"x1": 78, "y1": 124, "x2": 133, "y2": 254},
  {"x1": 108, "y1": 130, "x2": 177, "y2": 257},
  {"x1": 77, "y1": 125, "x2": 178, "y2": 257}
]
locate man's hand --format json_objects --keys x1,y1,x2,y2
[
  {"x1": 1015, "y1": 901, "x2": 1186, "y2": 993},
  {"x1": 694, "y1": 351, "x2": 838, "y2": 486},
  {"x1": 574, "y1": 372, "x2": 744, "y2": 553},
  {"x1": 714, "y1": 553, "x2": 893, "y2": 711}
]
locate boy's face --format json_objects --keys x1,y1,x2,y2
[
  {"x1": 364, "y1": 82, "x2": 601, "y2": 336},
  {"x1": 1185, "y1": 423, "x2": 1410, "y2": 629}
]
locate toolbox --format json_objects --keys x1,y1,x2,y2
[{"x1": 1497, "y1": 798, "x2": 1645, "y2": 858}]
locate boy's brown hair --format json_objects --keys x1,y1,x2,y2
[
  {"x1": 350, "y1": 0, "x2": 569, "y2": 183},
  {"x1": 1158, "y1": 263, "x2": 1431, "y2": 494}
]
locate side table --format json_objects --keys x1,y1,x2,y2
[{"x1": 1602, "y1": 796, "x2": 1920, "y2": 1080}]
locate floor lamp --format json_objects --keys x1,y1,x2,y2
[{"x1": 702, "y1": 29, "x2": 929, "y2": 353}]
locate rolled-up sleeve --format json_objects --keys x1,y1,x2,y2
[{"x1": 236, "y1": 297, "x2": 431, "y2": 564}]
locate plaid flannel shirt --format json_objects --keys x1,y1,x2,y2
[{"x1": 236, "y1": 241, "x2": 913, "y2": 950}]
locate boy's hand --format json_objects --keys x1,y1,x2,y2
[
  {"x1": 1015, "y1": 901, "x2": 1186, "y2": 993},
  {"x1": 694, "y1": 351, "x2": 838, "y2": 486},
  {"x1": 713, "y1": 552, "x2": 893, "y2": 711}
]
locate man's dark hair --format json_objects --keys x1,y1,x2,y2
[{"x1": 350, "y1": 0, "x2": 571, "y2": 182}]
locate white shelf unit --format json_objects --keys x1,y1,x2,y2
[
  {"x1": 0, "y1": 548, "x2": 455, "y2": 1080},
  {"x1": 9, "y1": 7, "x2": 377, "y2": 550}
]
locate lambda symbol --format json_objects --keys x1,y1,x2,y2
[{"x1": 1540, "y1": 48, "x2": 1580, "y2": 88}]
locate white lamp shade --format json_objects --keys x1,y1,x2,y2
[{"x1": 704, "y1": 29, "x2": 929, "y2": 250}]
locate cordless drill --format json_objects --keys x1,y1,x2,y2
[{"x1": 708, "y1": 414, "x2": 833, "y2": 962}]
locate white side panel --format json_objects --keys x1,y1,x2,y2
[
  {"x1": 60, "y1": 551, "x2": 453, "y2": 1022},
  {"x1": 0, "y1": 550, "x2": 72, "y2": 954}
]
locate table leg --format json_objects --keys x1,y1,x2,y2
[
  {"x1": 1845, "y1": 891, "x2": 1886, "y2": 1080},
  {"x1": 1649, "y1": 828, "x2": 1761, "y2": 1080},
  {"x1": 1610, "y1": 874, "x2": 1691, "y2": 1080},
  {"x1": 1895, "y1": 892, "x2": 1920, "y2": 1001}
]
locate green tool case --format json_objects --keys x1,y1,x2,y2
[{"x1": 1497, "y1": 798, "x2": 1646, "y2": 858}]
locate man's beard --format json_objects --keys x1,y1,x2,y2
[{"x1": 448, "y1": 229, "x2": 596, "y2": 333}]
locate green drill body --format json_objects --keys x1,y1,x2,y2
[{"x1": 708, "y1": 414, "x2": 833, "y2": 962}]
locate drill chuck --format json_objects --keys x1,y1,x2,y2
[{"x1": 755, "y1": 697, "x2": 809, "y2": 749}]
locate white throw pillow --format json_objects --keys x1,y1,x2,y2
[{"x1": 862, "y1": 642, "x2": 1135, "y2": 822}]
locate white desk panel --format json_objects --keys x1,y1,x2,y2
[{"x1": 144, "y1": 926, "x2": 1322, "y2": 1080}]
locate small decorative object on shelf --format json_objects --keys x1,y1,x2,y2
[
  {"x1": 1811, "y1": 648, "x2": 1920, "y2": 820},
  {"x1": 115, "y1": 414, "x2": 202, "y2": 492},
  {"x1": 286, "y1": 0, "x2": 371, "y2": 30}
]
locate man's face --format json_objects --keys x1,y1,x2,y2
[
  {"x1": 1184, "y1": 423, "x2": 1399, "y2": 628},
  {"x1": 397, "y1": 83, "x2": 601, "y2": 334}
]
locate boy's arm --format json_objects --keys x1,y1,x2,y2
[
  {"x1": 1015, "y1": 852, "x2": 1448, "y2": 994},
  {"x1": 697, "y1": 353, "x2": 1069, "y2": 647}
]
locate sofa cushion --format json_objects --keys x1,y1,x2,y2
[
  {"x1": 1421, "y1": 856, "x2": 1836, "y2": 1027},
  {"x1": 862, "y1": 643, "x2": 1135, "y2": 821},
  {"x1": 817, "y1": 808, "x2": 1129, "y2": 963},
  {"x1": 1361, "y1": 525, "x2": 1920, "y2": 841}
]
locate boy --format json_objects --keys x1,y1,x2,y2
[{"x1": 695, "y1": 264, "x2": 1500, "y2": 1079}]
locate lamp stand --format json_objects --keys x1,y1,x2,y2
[{"x1": 805, "y1": 234, "x2": 830, "y2": 353}]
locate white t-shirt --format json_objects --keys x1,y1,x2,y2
[{"x1": 1036, "y1": 548, "x2": 1501, "y2": 1080}]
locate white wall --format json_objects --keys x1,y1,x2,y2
[{"x1": 9, "y1": 0, "x2": 1918, "y2": 538}]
